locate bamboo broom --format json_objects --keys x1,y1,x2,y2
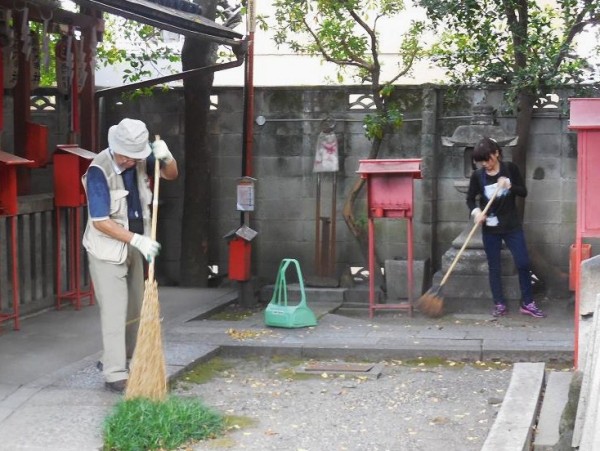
[{"x1": 125, "y1": 135, "x2": 167, "y2": 401}]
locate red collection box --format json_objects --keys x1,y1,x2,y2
[
  {"x1": 0, "y1": 151, "x2": 34, "y2": 216},
  {"x1": 53, "y1": 145, "x2": 96, "y2": 207},
  {"x1": 357, "y1": 158, "x2": 422, "y2": 219}
]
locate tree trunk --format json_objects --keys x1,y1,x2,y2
[
  {"x1": 513, "y1": 91, "x2": 569, "y2": 296},
  {"x1": 179, "y1": 0, "x2": 218, "y2": 286},
  {"x1": 342, "y1": 137, "x2": 385, "y2": 289},
  {"x1": 513, "y1": 91, "x2": 535, "y2": 220}
]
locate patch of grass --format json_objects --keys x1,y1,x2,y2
[
  {"x1": 197, "y1": 416, "x2": 258, "y2": 448},
  {"x1": 224, "y1": 414, "x2": 258, "y2": 430},
  {"x1": 393, "y1": 357, "x2": 516, "y2": 370},
  {"x1": 399, "y1": 356, "x2": 465, "y2": 368},
  {"x1": 177, "y1": 357, "x2": 235, "y2": 385},
  {"x1": 277, "y1": 366, "x2": 320, "y2": 380},
  {"x1": 207, "y1": 303, "x2": 264, "y2": 321},
  {"x1": 103, "y1": 396, "x2": 224, "y2": 450}
]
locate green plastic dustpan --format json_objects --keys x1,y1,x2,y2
[{"x1": 264, "y1": 258, "x2": 317, "y2": 328}]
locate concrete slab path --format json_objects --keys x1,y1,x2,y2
[{"x1": 0, "y1": 287, "x2": 575, "y2": 450}]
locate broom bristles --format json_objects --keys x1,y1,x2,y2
[
  {"x1": 416, "y1": 287, "x2": 445, "y2": 318},
  {"x1": 125, "y1": 279, "x2": 167, "y2": 401}
]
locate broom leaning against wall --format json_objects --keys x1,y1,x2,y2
[{"x1": 82, "y1": 118, "x2": 179, "y2": 394}]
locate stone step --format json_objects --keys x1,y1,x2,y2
[
  {"x1": 260, "y1": 284, "x2": 346, "y2": 304},
  {"x1": 431, "y1": 272, "x2": 521, "y2": 303},
  {"x1": 533, "y1": 371, "x2": 573, "y2": 451},
  {"x1": 482, "y1": 362, "x2": 546, "y2": 451}
]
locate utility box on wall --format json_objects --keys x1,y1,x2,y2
[
  {"x1": 0, "y1": 151, "x2": 34, "y2": 216},
  {"x1": 225, "y1": 225, "x2": 258, "y2": 281},
  {"x1": 53, "y1": 145, "x2": 96, "y2": 207}
]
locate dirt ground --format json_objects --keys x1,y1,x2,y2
[{"x1": 173, "y1": 356, "x2": 513, "y2": 451}]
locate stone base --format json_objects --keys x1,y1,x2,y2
[
  {"x1": 432, "y1": 271, "x2": 521, "y2": 313},
  {"x1": 384, "y1": 259, "x2": 430, "y2": 300},
  {"x1": 441, "y1": 247, "x2": 516, "y2": 276}
]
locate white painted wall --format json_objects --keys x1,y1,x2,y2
[
  {"x1": 94, "y1": 0, "x2": 598, "y2": 88},
  {"x1": 95, "y1": 2, "x2": 446, "y2": 87}
]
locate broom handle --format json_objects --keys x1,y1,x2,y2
[
  {"x1": 440, "y1": 183, "x2": 501, "y2": 286},
  {"x1": 148, "y1": 134, "x2": 162, "y2": 282}
]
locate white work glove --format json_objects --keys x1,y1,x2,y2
[
  {"x1": 498, "y1": 177, "x2": 511, "y2": 190},
  {"x1": 130, "y1": 233, "x2": 161, "y2": 262},
  {"x1": 471, "y1": 207, "x2": 484, "y2": 225},
  {"x1": 152, "y1": 139, "x2": 173, "y2": 163}
]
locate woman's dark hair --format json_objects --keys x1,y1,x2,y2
[{"x1": 472, "y1": 137, "x2": 502, "y2": 162}]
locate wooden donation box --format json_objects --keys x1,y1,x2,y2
[{"x1": 357, "y1": 158, "x2": 422, "y2": 318}]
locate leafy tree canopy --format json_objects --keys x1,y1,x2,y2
[
  {"x1": 271, "y1": 0, "x2": 426, "y2": 140},
  {"x1": 417, "y1": 0, "x2": 600, "y2": 101}
]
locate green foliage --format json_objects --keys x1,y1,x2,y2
[
  {"x1": 96, "y1": 15, "x2": 181, "y2": 85},
  {"x1": 271, "y1": 0, "x2": 422, "y2": 141},
  {"x1": 363, "y1": 104, "x2": 403, "y2": 140},
  {"x1": 103, "y1": 396, "x2": 224, "y2": 450},
  {"x1": 418, "y1": 0, "x2": 600, "y2": 103}
]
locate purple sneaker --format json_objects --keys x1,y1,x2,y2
[
  {"x1": 520, "y1": 301, "x2": 546, "y2": 318},
  {"x1": 492, "y1": 304, "x2": 508, "y2": 317}
]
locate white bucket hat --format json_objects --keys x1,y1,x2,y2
[{"x1": 108, "y1": 118, "x2": 152, "y2": 159}]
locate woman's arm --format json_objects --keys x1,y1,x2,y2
[
  {"x1": 506, "y1": 162, "x2": 527, "y2": 198},
  {"x1": 466, "y1": 170, "x2": 481, "y2": 212}
]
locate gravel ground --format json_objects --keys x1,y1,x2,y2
[{"x1": 173, "y1": 356, "x2": 513, "y2": 451}]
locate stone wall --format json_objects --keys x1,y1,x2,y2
[{"x1": 24, "y1": 85, "x2": 591, "y2": 295}]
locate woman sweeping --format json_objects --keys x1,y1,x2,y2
[{"x1": 466, "y1": 137, "x2": 546, "y2": 319}]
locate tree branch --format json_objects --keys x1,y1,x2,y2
[{"x1": 301, "y1": 16, "x2": 371, "y2": 70}]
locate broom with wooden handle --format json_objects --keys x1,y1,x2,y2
[
  {"x1": 416, "y1": 183, "x2": 502, "y2": 318},
  {"x1": 125, "y1": 135, "x2": 167, "y2": 401}
]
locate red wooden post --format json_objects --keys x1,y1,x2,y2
[{"x1": 568, "y1": 98, "x2": 600, "y2": 368}]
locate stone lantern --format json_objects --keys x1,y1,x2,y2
[
  {"x1": 442, "y1": 104, "x2": 518, "y2": 191},
  {"x1": 435, "y1": 104, "x2": 521, "y2": 312}
]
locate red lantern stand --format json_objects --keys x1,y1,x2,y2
[
  {"x1": 357, "y1": 159, "x2": 422, "y2": 318},
  {"x1": 0, "y1": 151, "x2": 34, "y2": 330},
  {"x1": 53, "y1": 144, "x2": 96, "y2": 310},
  {"x1": 568, "y1": 98, "x2": 600, "y2": 368}
]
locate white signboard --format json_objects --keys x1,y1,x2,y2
[{"x1": 237, "y1": 177, "x2": 256, "y2": 211}]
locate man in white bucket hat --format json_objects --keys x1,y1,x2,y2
[{"x1": 82, "y1": 118, "x2": 178, "y2": 393}]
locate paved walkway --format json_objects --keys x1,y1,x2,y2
[{"x1": 0, "y1": 287, "x2": 575, "y2": 450}]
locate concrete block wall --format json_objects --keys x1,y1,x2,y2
[
  {"x1": 21, "y1": 85, "x2": 584, "y2": 292},
  {"x1": 101, "y1": 90, "x2": 187, "y2": 283}
]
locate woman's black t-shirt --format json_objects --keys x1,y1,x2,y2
[{"x1": 466, "y1": 161, "x2": 527, "y2": 234}]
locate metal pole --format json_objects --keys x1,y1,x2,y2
[
  {"x1": 240, "y1": 0, "x2": 256, "y2": 225},
  {"x1": 238, "y1": 0, "x2": 256, "y2": 307}
]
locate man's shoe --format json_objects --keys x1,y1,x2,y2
[
  {"x1": 492, "y1": 304, "x2": 508, "y2": 317},
  {"x1": 520, "y1": 301, "x2": 546, "y2": 318},
  {"x1": 105, "y1": 380, "x2": 127, "y2": 394},
  {"x1": 97, "y1": 361, "x2": 130, "y2": 372}
]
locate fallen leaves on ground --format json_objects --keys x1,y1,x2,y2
[{"x1": 226, "y1": 328, "x2": 274, "y2": 341}]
